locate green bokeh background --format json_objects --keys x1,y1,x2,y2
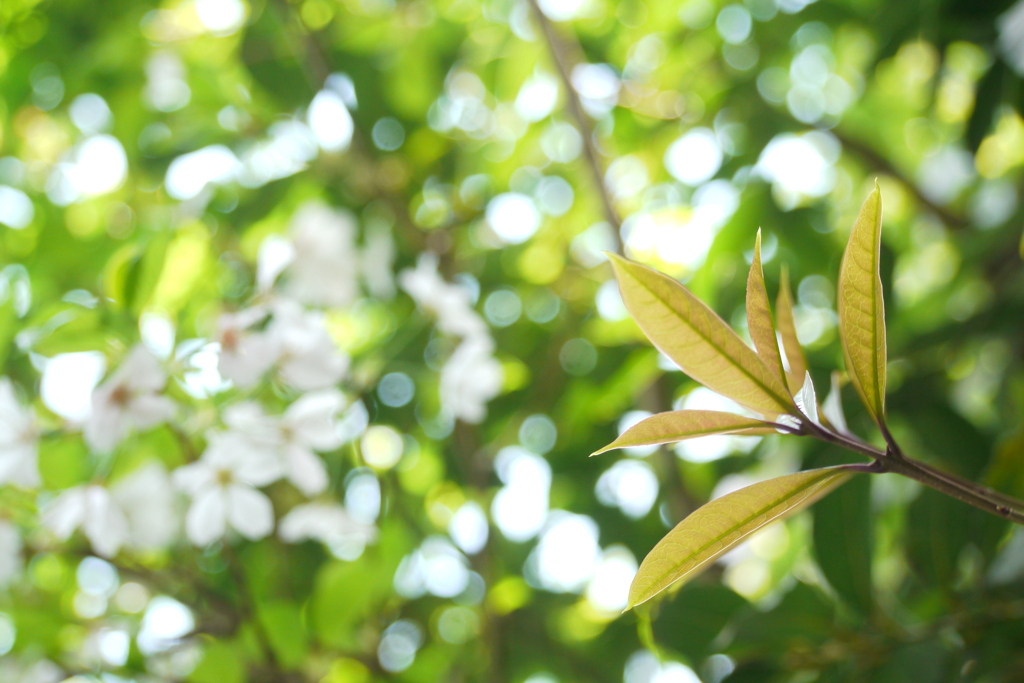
[{"x1": 3, "y1": 0, "x2": 1024, "y2": 680}]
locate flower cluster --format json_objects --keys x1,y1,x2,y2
[
  {"x1": 0, "y1": 200, "x2": 499, "y2": 578},
  {"x1": 400, "y1": 254, "x2": 504, "y2": 423}
]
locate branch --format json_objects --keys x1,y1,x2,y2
[
  {"x1": 523, "y1": 0, "x2": 624, "y2": 250},
  {"x1": 267, "y1": 0, "x2": 430, "y2": 254},
  {"x1": 803, "y1": 419, "x2": 1024, "y2": 524},
  {"x1": 831, "y1": 129, "x2": 970, "y2": 231}
]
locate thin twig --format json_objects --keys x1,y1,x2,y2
[{"x1": 523, "y1": 0, "x2": 624, "y2": 250}]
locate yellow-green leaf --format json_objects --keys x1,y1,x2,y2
[
  {"x1": 837, "y1": 184, "x2": 887, "y2": 423},
  {"x1": 592, "y1": 410, "x2": 781, "y2": 456},
  {"x1": 775, "y1": 265, "x2": 807, "y2": 395},
  {"x1": 746, "y1": 229, "x2": 787, "y2": 390},
  {"x1": 627, "y1": 467, "x2": 854, "y2": 609},
  {"x1": 608, "y1": 254, "x2": 793, "y2": 418}
]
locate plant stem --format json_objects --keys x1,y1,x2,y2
[
  {"x1": 524, "y1": 0, "x2": 624, "y2": 249},
  {"x1": 804, "y1": 420, "x2": 1024, "y2": 525},
  {"x1": 803, "y1": 420, "x2": 889, "y2": 463},
  {"x1": 885, "y1": 454, "x2": 1024, "y2": 524}
]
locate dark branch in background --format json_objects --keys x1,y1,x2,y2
[
  {"x1": 643, "y1": 377, "x2": 695, "y2": 522},
  {"x1": 524, "y1": 0, "x2": 624, "y2": 250},
  {"x1": 832, "y1": 129, "x2": 970, "y2": 231},
  {"x1": 268, "y1": 0, "x2": 431, "y2": 255}
]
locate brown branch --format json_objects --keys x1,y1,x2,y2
[
  {"x1": 523, "y1": 0, "x2": 624, "y2": 250},
  {"x1": 831, "y1": 129, "x2": 970, "y2": 231},
  {"x1": 802, "y1": 419, "x2": 1024, "y2": 525},
  {"x1": 641, "y1": 376, "x2": 694, "y2": 523},
  {"x1": 267, "y1": 0, "x2": 429, "y2": 254}
]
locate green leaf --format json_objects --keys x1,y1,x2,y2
[
  {"x1": 905, "y1": 487, "x2": 973, "y2": 586},
  {"x1": 592, "y1": 410, "x2": 781, "y2": 456},
  {"x1": 608, "y1": 253, "x2": 794, "y2": 418},
  {"x1": 729, "y1": 581, "x2": 835, "y2": 656},
  {"x1": 746, "y1": 229, "x2": 787, "y2": 389},
  {"x1": 838, "y1": 184, "x2": 887, "y2": 424},
  {"x1": 255, "y1": 600, "x2": 308, "y2": 669},
  {"x1": 627, "y1": 467, "x2": 854, "y2": 609},
  {"x1": 871, "y1": 641, "x2": 949, "y2": 683},
  {"x1": 652, "y1": 583, "x2": 748, "y2": 663},
  {"x1": 188, "y1": 640, "x2": 245, "y2": 683},
  {"x1": 812, "y1": 457, "x2": 874, "y2": 616},
  {"x1": 775, "y1": 265, "x2": 808, "y2": 396}
]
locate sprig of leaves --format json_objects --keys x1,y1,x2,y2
[{"x1": 600, "y1": 186, "x2": 1024, "y2": 610}]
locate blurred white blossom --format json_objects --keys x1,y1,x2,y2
[
  {"x1": 259, "y1": 202, "x2": 360, "y2": 308},
  {"x1": 0, "y1": 658, "x2": 63, "y2": 683},
  {"x1": 84, "y1": 345, "x2": 176, "y2": 453},
  {"x1": 267, "y1": 299, "x2": 349, "y2": 390},
  {"x1": 215, "y1": 305, "x2": 277, "y2": 389},
  {"x1": 400, "y1": 253, "x2": 487, "y2": 339},
  {"x1": 41, "y1": 485, "x2": 129, "y2": 558},
  {"x1": 173, "y1": 430, "x2": 280, "y2": 545},
  {"x1": 256, "y1": 235, "x2": 296, "y2": 294},
  {"x1": 217, "y1": 299, "x2": 348, "y2": 391},
  {"x1": 400, "y1": 254, "x2": 502, "y2": 422},
  {"x1": 279, "y1": 501, "x2": 377, "y2": 547},
  {"x1": 361, "y1": 226, "x2": 397, "y2": 299},
  {"x1": 998, "y1": 0, "x2": 1024, "y2": 76},
  {"x1": 111, "y1": 462, "x2": 178, "y2": 550},
  {"x1": 0, "y1": 377, "x2": 40, "y2": 488},
  {"x1": 441, "y1": 337, "x2": 503, "y2": 424},
  {"x1": 223, "y1": 389, "x2": 345, "y2": 496}
]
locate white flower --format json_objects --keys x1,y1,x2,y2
[
  {"x1": 0, "y1": 377, "x2": 41, "y2": 488},
  {"x1": 259, "y1": 201, "x2": 359, "y2": 308},
  {"x1": 256, "y1": 234, "x2": 296, "y2": 293},
  {"x1": 41, "y1": 485, "x2": 129, "y2": 558},
  {"x1": 278, "y1": 501, "x2": 377, "y2": 547},
  {"x1": 223, "y1": 390, "x2": 344, "y2": 496},
  {"x1": 398, "y1": 255, "x2": 503, "y2": 423},
  {"x1": 0, "y1": 658, "x2": 64, "y2": 683},
  {"x1": 0, "y1": 520, "x2": 23, "y2": 587},
  {"x1": 276, "y1": 390, "x2": 344, "y2": 493},
  {"x1": 399, "y1": 253, "x2": 487, "y2": 338},
  {"x1": 173, "y1": 431, "x2": 280, "y2": 546},
  {"x1": 361, "y1": 225, "x2": 396, "y2": 299},
  {"x1": 998, "y1": 0, "x2": 1024, "y2": 76},
  {"x1": 215, "y1": 305, "x2": 277, "y2": 389},
  {"x1": 84, "y1": 345, "x2": 177, "y2": 453},
  {"x1": 111, "y1": 462, "x2": 178, "y2": 550},
  {"x1": 440, "y1": 337, "x2": 503, "y2": 424},
  {"x1": 267, "y1": 299, "x2": 348, "y2": 390}
]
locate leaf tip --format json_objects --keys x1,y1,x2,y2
[
  {"x1": 603, "y1": 250, "x2": 625, "y2": 263},
  {"x1": 604, "y1": 251, "x2": 630, "y2": 278}
]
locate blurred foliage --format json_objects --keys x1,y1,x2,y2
[{"x1": 2, "y1": 0, "x2": 1024, "y2": 681}]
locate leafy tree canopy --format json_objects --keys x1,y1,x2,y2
[{"x1": 2, "y1": 0, "x2": 1024, "y2": 681}]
